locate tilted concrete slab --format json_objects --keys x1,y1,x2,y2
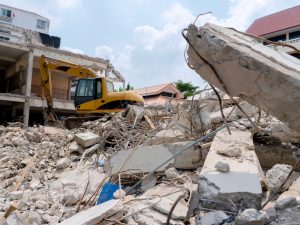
[
  {"x1": 186, "y1": 23, "x2": 300, "y2": 132},
  {"x1": 194, "y1": 129, "x2": 264, "y2": 212}
]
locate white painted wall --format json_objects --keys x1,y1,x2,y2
[{"x1": 0, "y1": 4, "x2": 49, "y2": 34}]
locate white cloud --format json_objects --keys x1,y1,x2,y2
[
  {"x1": 134, "y1": 3, "x2": 194, "y2": 51},
  {"x1": 55, "y1": 0, "x2": 81, "y2": 9},
  {"x1": 116, "y1": 45, "x2": 136, "y2": 70},
  {"x1": 95, "y1": 45, "x2": 115, "y2": 61},
  {"x1": 61, "y1": 46, "x2": 84, "y2": 54},
  {"x1": 95, "y1": 45, "x2": 136, "y2": 71}
]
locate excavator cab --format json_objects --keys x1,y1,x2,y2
[{"x1": 74, "y1": 78, "x2": 103, "y2": 107}]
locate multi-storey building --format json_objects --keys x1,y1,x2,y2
[
  {"x1": 247, "y1": 5, "x2": 300, "y2": 59},
  {"x1": 0, "y1": 4, "x2": 124, "y2": 126}
]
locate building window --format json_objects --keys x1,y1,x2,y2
[
  {"x1": 0, "y1": 36, "x2": 9, "y2": 41},
  {"x1": 36, "y1": 19, "x2": 47, "y2": 29},
  {"x1": 267, "y1": 34, "x2": 286, "y2": 42},
  {"x1": 0, "y1": 8, "x2": 12, "y2": 17},
  {"x1": 289, "y1": 31, "x2": 300, "y2": 40}
]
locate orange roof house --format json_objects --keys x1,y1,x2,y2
[{"x1": 133, "y1": 83, "x2": 184, "y2": 106}]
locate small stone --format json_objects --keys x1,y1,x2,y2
[
  {"x1": 165, "y1": 167, "x2": 180, "y2": 179},
  {"x1": 29, "y1": 179, "x2": 41, "y2": 190},
  {"x1": 275, "y1": 197, "x2": 297, "y2": 210},
  {"x1": 35, "y1": 200, "x2": 48, "y2": 211},
  {"x1": 235, "y1": 208, "x2": 267, "y2": 225},
  {"x1": 141, "y1": 174, "x2": 157, "y2": 192},
  {"x1": 200, "y1": 211, "x2": 229, "y2": 225},
  {"x1": 217, "y1": 146, "x2": 241, "y2": 157},
  {"x1": 113, "y1": 189, "x2": 126, "y2": 199},
  {"x1": 26, "y1": 211, "x2": 43, "y2": 225},
  {"x1": 214, "y1": 161, "x2": 230, "y2": 172},
  {"x1": 56, "y1": 158, "x2": 71, "y2": 170},
  {"x1": 61, "y1": 192, "x2": 78, "y2": 206}
]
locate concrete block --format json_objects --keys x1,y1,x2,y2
[
  {"x1": 199, "y1": 211, "x2": 229, "y2": 225},
  {"x1": 210, "y1": 106, "x2": 238, "y2": 124},
  {"x1": 167, "y1": 108, "x2": 211, "y2": 135},
  {"x1": 186, "y1": 23, "x2": 300, "y2": 132},
  {"x1": 74, "y1": 132, "x2": 101, "y2": 148},
  {"x1": 266, "y1": 164, "x2": 293, "y2": 192},
  {"x1": 104, "y1": 141, "x2": 204, "y2": 175},
  {"x1": 58, "y1": 199, "x2": 123, "y2": 225},
  {"x1": 196, "y1": 129, "x2": 264, "y2": 212}
]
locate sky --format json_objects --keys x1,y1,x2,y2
[{"x1": 1, "y1": 0, "x2": 300, "y2": 89}]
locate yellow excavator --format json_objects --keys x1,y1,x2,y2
[{"x1": 39, "y1": 55, "x2": 144, "y2": 128}]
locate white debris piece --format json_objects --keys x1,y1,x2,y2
[
  {"x1": 74, "y1": 132, "x2": 101, "y2": 147},
  {"x1": 214, "y1": 161, "x2": 230, "y2": 172}
]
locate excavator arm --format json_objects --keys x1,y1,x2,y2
[{"x1": 39, "y1": 55, "x2": 97, "y2": 122}]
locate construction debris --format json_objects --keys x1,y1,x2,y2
[{"x1": 1, "y1": 22, "x2": 300, "y2": 225}]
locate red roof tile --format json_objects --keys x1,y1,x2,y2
[
  {"x1": 247, "y1": 5, "x2": 300, "y2": 36},
  {"x1": 133, "y1": 83, "x2": 184, "y2": 98}
]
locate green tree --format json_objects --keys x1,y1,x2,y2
[
  {"x1": 119, "y1": 82, "x2": 134, "y2": 92},
  {"x1": 174, "y1": 80, "x2": 198, "y2": 98}
]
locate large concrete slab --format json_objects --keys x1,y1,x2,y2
[
  {"x1": 196, "y1": 129, "x2": 264, "y2": 212},
  {"x1": 186, "y1": 23, "x2": 300, "y2": 132},
  {"x1": 104, "y1": 142, "x2": 205, "y2": 175}
]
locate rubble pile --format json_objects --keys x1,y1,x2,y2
[
  {"x1": 1, "y1": 92, "x2": 300, "y2": 225},
  {"x1": 1, "y1": 23, "x2": 300, "y2": 224}
]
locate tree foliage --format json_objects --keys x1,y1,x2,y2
[
  {"x1": 118, "y1": 82, "x2": 134, "y2": 92},
  {"x1": 174, "y1": 80, "x2": 198, "y2": 98}
]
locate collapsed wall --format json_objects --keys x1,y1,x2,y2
[{"x1": 186, "y1": 23, "x2": 300, "y2": 132}]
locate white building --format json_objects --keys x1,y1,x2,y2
[
  {"x1": 247, "y1": 5, "x2": 300, "y2": 59},
  {"x1": 0, "y1": 4, "x2": 50, "y2": 35}
]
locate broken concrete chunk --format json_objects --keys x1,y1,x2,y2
[
  {"x1": 74, "y1": 132, "x2": 101, "y2": 148},
  {"x1": 210, "y1": 106, "x2": 238, "y2": 124},
  {"x1": 141, "y1": 173, "x2": 157, "y2": 192},
  {"x1": 214, "y1": 161, "x2": 230, "y2": 172},
  {"x1": 104, "y1": 142, "x2": 204, "y2": 175},
  {"x1": 186, "y1": 23, "x2": 300, "y2": 132},
  {"x1": 167, "y1": 108, "x2": 211, "y2": 135},
  {"x1": 265, "y1": 120, "x2": 300, "y2": 143},
  {"x1": 148, "y1": 129, "x2": 186, "y2": 145},
  {"x1": 58, "y1": 199, "x2": 123, "y2": 225},
  {"x1": 151, "y1": 197, "x2": 188, "y2": 220},
  {"x1": 124, "y1": 105, "x2": 145, "y2": 122},
  {"x1": 274, "y1": 196, "x2": 297, "y2": 210},
  {"x1": 195, "y1": 129, "x2": 263, "y2": 212},
  {"x1": 165, "y1": 167, "x2": 180, "y2": 179},
  {"x1": 266, "y1": 164, "x2": 293, "y2": 192},
  {"x1": 199, "y1": 211, "x2": 229, "y2": 225},
  {"x1": 56, "y1": 158, "x2": 71, "y2": 170},
  {"x1": 235, "y1": 208, "x2": 268, "y2": 225}
]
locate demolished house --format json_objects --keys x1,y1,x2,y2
[{"x1": 1, "y1": 5, "x2": 300, "y2": 225}]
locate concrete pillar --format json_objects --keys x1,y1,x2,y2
[{"x1": 23, "y1": 51, "x2": 34, "y2": 127}]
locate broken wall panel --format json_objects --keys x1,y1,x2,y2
[{"x1": 186, "y1": 23, "x2": 300, "y2": 132}]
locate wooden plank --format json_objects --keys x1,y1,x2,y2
[
  {"x1": 144, "y1": 115, "x2": 155, "y2": 129},
  {"x1": 12, "y1": 155, "x2": 37, "y2": 191}
]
